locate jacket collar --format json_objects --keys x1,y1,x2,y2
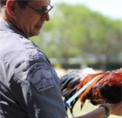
[{"x1": 0, "y1": 20, "x2": 28, "y2": 38}]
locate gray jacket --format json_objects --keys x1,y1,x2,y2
[{"x1": 0, "y1": 20, "x2": 67, "y2": 118}]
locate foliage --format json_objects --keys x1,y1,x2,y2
[{"x1": 31, "y1": 3, "x2": 122, "y2": 69}]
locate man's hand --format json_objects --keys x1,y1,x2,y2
[{"x1": 109, "y1": 102, "x2": 122, "y2": 116}]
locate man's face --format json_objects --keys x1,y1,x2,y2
[{"x1": 14, "y1": 0, "x2": 51, "y2": 37}]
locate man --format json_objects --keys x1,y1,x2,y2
[
  {"x1": 0, "y1": 0, "x2": 122, "y2": 118},
  {"x1": 0, "y1": 0, "x2": 67, "y2": 118}
]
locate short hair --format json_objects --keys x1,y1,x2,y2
[
  {"x1": 0, "y1": 0, "x2": 32, "y2": 8},
  {"x1": 1, "y1": 0, "x2": 7, "y2": 6}
]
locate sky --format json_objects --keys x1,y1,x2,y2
[{"x1": 52, "y1": 0, "x2": 122, "y2": 20}]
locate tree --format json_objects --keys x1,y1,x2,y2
[{"x1": 31, "y1": 3, "x2": 122, "y2": 69}]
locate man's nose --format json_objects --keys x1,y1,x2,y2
[{"x1": 42, "y1": 13, "x2": 50, "y2": 21}]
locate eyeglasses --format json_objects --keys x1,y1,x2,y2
[{"x1": 26, "y1": 4, "x2": 53, "y2": 16}]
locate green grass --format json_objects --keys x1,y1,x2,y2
[{"x1": 67, "y1": 100, "x2": 121, "y2": 118}]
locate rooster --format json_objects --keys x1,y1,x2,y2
[{"x1": 60, "y1": 68, "x2": 122, "y2": 116}]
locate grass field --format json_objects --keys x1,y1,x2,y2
[{"x1": 67, "y1": 100, "x2": 121, "y2": 118}]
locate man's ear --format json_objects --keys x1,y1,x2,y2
[{"x1": 6, "y1": 0, "x2": 16, "y2": 18}]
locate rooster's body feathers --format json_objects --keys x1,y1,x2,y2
[{"x1": 60, "y1": 68, "x2": 122, "y2": 115}]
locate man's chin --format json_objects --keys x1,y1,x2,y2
[{"x1": 29, "y1": 31, "x2": 40, "y2": 37}]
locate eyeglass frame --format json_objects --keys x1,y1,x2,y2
[{"x1": 26, "y1": 4, "x2": 53, "y2": 16}]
